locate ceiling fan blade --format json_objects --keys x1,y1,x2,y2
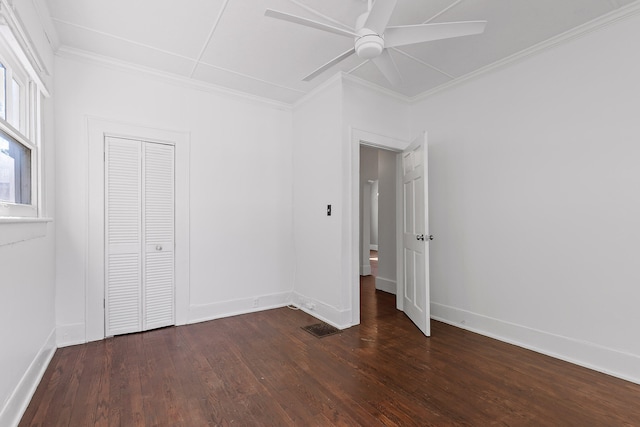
[
  {"x1": 385, "y1": 21, "x2": 487, "y2": 48},
  {"x1": 364, "y1": 0, "x2": 398, "y2": 34},
  {"x1": 265, "y1": 9, "x2": 358, "y2": 38},
  {"x1": 303, "y1": 48, "x2": 357, "y2": 81},
  {"x1": 370, "y1": 49, "x2": 401, "y2": 86}
]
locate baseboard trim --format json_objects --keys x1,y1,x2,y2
[
  {"x1": 431, "y1": 302, "x2": 640, "y2": 385},
  {"x1": 56, "y1": 322, "x2": 86, "y2": 347},
  {"x1": 360, "y1": 264, "x2": 371, "y2": 276},
  {"x1": 375, "y1": 276, "x2": 396, "y2": 294},
  {"x1": 188, "y1": 292, "x2": 292, "y2": 325},
  {"x1": 290, "y1": 292, "x2": 353, "y2": 329},
  {"x1": 0, "y1": 328, "x2": 56, "y2": 427}
]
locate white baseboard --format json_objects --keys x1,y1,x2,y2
[
  {"x1": 188, "y1": 291, "x2": 292, "y2": 324},
  {"x1": 369, "y1": 244, "x2": 378, "y2": 251},
  {"x1": 0, "y1": 328, "x2": 56, "y2": 427},
  {"x1": 375, "y1": 276, "x2": 396, "y2": 294},
  {"x1": 360, "y1": 264, "x2": 371, "y2": 276},
  {"x1": 431, "y1": 302, "x2": 640, "y2": 385},
  {"x1": 290, "y1": 292, "x2": 353, "y2": 329},
  {"x1": 57, "y1": 322, "x2": 86, "y2": 347}
]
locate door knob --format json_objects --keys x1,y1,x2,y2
[
  {"x1": 156, "y1": 245, "x2": 163, "y2": 251},
  {"x1": 427, "y1": 235, "x2": 434, "y2": 241},
  {"x1": 416, "y1": 234, "x2": 424, "y2": 241}
]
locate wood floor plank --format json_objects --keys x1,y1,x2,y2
[
  {"x1": 93, "y1": 338, "x2": 112, "y2": 427},
  {"x1": 19, "y1": 350, "x2": 68, "y2": 426},
  {"x1": 19, "y1": 275, "x2": 640, "y2": 426}
]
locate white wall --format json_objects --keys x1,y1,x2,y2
[
  {"x1": 344, "y1": 79, "x2": 411, "y2": 324},
  {"x1": 343, "y1": 80, "x2": 411, "y2": 143},
  {"x1": 370, "y1": 180, "x2": 378, "y2": 247},
  {"x1": 0, "y1": 2, "x2": 57, "y2": 426},
  {"x1": 54, "y1": 53, "x2": 295, "y2": 344},
  {"x1": 375, "y1": 149, "x2": 396, "y2": 294},
  {"x1": 411, "y1": 13, "x2": 640, "y2": 383},
  {"x1": 290, "y1": 76, "x2": 410, "y2": 327},
  {"x1": 359, "y1": 145, "x2": 378, "y2": 275},
  {"x1": 291, "y1": 79, "x2": 347, "y2": 325}
]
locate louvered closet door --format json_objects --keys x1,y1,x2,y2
[
  {"x1": 105, "y1": 137, "x2": 143, "y2": 336},
  {"x1": 143, "y1": 142, "x2": 175, "y2": 330},
  {"x1": 105, "y1": 137, "x2": 175, "y2": 336}
]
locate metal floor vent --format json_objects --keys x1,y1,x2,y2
[{"x1": 301, "y1": 322, "x2": 340, "y2": 338}]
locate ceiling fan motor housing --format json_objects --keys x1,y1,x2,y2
[
  {"x1": 355, "y1": 30, "x2": 384, "y2": 59},
  {"x1": 355, "y1": 10, "x2": 384, "y2": 59}
]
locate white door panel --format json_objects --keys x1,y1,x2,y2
[
  {"x1": 401, "y1": 133, "x2": 430, "y2": 336},
  {"x1": 105, "y1": 137, "x2": 143, "y2": 336},
  {"x1": 106, "y1": 253, "x2": 142, "y2": 335},
  {"x1": 142, "y1": 142, "x2": 175, "y2": 331}
]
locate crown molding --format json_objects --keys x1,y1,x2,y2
[
  {"x1": 341, "y1": 72, "x2": 412, "y2": 104},
  {"x1": 55, "y1": 46, "x2": 294, "y2": 111},
  {"x1": 410, "y1": 0, "x2": 640, "y2": 104},
  {"x1": 292, "y1": 72, "x2": 343, "y2": 109},
  {"x1": 31, "y1": 0, "x2": 60, "y2": 51}
]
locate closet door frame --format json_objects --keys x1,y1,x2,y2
[
  {"x1": 87, "y1": 117, "x2": 190, "y2": 343},
  {"x1": 104, "y1": 137, "x2": 176, "y2": 337}
]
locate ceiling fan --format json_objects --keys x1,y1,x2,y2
[{"x1": 265, "y1": 0, "x2": 487, "y2": 86}]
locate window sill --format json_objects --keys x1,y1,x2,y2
[{"x1": 0, "y1": 217, "x2": 52, "y2": 246}]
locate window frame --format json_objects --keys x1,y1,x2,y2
[
  {"x1": 0, "y1": 121, "x2": 37, "y2": 217},
  {"x1": 0, "y1": 20, "x2": 42, "y2": 219}
]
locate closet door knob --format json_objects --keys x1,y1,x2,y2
[{"x1": 156, "y1": 245, "x2": 163, "y2": 251}]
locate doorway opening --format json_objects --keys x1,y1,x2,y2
[
  {"x1": 351, "y1": 129, "x2": 430, "y2": 336},
  {"x1": 359, "y1": 144, "x2": 398, "y2": 318}
]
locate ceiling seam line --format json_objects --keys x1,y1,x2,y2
[
  {"x1": 51, "y1": 18, "x2": 197, "y2": 61},
  {"x1": 285, "y1": 0, "x2": 355, "y2": 31},
  {"x1": 52, "y1": 16, "x2": 304, "y2": 95},
  {"x1": 391, "y1": 48, "x2": 456, "y2": 79},
  {"x1": 423, "y1": 0, "x2": 464, "y2": 24},
  {"x1": 196, "y1": 60, "x2": 307, "y2": 94},
  {"x1": 189, "y1": 0, "x2": 231, "y2": 78}
]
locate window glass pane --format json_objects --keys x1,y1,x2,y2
[
  {"x1": 0, "y1": 63, "x2": 5, "y2": 121},
  {"x1": 0, "y1": 129, "x2": 30, "y2": 204},
  {"x1": 10, "y1": 78, "x2": 20, "y2": 129}
]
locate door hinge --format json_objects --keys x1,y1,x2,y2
[{"x1": 103, "y1": 299, "x2": 105, "y2": 308}]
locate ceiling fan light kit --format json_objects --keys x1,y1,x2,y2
[
  {"x1": 355, "y1": 32, "x2": 384, "y2": 59},
  {"x1": 265, "y1": 0, "x2": 487, "y2": 86}
]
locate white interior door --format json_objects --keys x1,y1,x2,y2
[
  {"x1": 105, "y1": 137, "x2": 143, "y2": 335},
  {"x1": 401, "y1": 132, "x2": 430, "y2": 336},
  {"x1": 142, "y1": 142, "x2": 175, "y2": 330},
  {"x1": 105, "y1": 136, "x2": 175, "y2": 336}
]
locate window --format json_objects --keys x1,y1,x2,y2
[
  {"x1": 0, "y1": 56, "x2": 36, "y2": 216},
  {"x1": 0, "y1": 7, "x2": 46, "y2": 219},
  {"x1": 0, "y1": 128, "x2": 31, "y2": 205},
  {"x1": 10, "y1": 77, "x2": 22, "y2": 129},
  {"x1": 0, "y1": 63, "x2": 5, "y2": 119}
]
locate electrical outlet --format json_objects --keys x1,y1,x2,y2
[{"x1": 253, "y1": 298, "x2": 259, "y2": 308}]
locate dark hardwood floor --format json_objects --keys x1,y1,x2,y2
[{"x1": 21, "y1": 276, "x2": 640, "y2": 426}]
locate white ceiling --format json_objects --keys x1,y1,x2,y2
[{"x1": 45, "y1": 0, "x2": 637, "y2": 104}]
